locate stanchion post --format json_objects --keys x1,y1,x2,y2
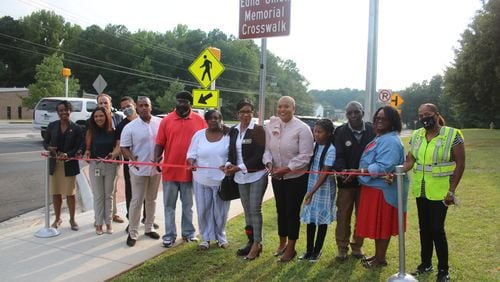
[
  {"x1": 35, "y1": 153, "x2": 60, "y2": 238},
  {"x1": 388, "y1": 165, "x2": 416, "y2": 281}
]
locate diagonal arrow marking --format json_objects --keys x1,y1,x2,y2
[{"x1": 198, "y1": 93, "x2": 213, "y2": 104}]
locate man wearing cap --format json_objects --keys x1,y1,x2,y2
[
  {"x1": 332, "y1": 101, "x2": 376, "y2": 261},
  {"x1": 154, "y1": 91, "x2": 207, "y2": 248}
]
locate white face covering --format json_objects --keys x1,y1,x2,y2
[{"x1": 123, "y1": 107, "x2": 135, "y2": 117}]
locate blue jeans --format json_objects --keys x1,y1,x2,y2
[{"x1": 162, "y1": 181, "x2": 195, "y2": 240}]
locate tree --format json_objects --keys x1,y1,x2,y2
[
  {"x1": 443, "y1": 0, "x2": 500, "y2": 127},
  {"x1": 23, "y1": 53, "x2": 80, "y2": 109},
  {"x1": 156, "y1": 80, "x2": 185, "y2": 114},
  {"x1": 399, "y1": 75, "x2": 444, "y2": 128}
]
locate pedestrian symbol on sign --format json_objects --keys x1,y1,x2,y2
[{"x1": 201, "y1": 55, "x2": 212, "y2": 82}]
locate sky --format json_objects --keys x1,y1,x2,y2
[{"x1": 1, "y1": 0, "x2": 484, "y2": 91}]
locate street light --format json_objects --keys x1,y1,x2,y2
[{"x1": 62, "y1": 68, "x2": 71, "y2": 98}]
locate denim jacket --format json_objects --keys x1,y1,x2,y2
[{"x1": 358, "y1": 131, "x2": 408, "y2": 210}]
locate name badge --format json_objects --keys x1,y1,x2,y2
[{"x1": 241, "y1": 138, "x2": 252, "y2": 144}]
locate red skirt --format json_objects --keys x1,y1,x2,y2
[{"x1": 355, "y1": 185, "x2": 406, "y2": 239}]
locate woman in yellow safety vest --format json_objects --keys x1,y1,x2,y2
[{"x1": 402, "y1": 103, "x2": 465, "y2": 282}]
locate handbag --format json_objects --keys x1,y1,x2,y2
[{"x1": 218, "y1": 175, "x2": 240, "y2": 201}]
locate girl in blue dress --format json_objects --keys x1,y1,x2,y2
[{"x1": 300, "y1": 119, "x2": 336, "y2": 262}]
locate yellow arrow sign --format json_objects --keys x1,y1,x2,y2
[
  {"x1": 189, "y1": 48, "x2": 225, "y2": 89},
  {"x1": 192, "y1": 89, "x2": 219, "y2": 108},
  {"x1": 390, "y1": 93, "x2": 404, "y2": 107}
]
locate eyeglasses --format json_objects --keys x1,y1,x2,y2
[
  {"x1": 238, "y1": 110, "x2": 253, "y2": 115},
  {"x1": 374, "y1": 117, "x2": 388, "y2": 122}
]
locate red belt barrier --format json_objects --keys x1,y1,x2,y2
[{"x1": 40, "y1": 152, "x2": 388, "y2": 177}]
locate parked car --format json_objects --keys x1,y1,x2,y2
[
  {"x1": 295, "y1": 115, "x2": 323, "y2": 131},
  {"x1": 33, "y1": 97, "x2": 97, "y2": 138}
]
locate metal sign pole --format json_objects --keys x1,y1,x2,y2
[
  {"x1": 35, "y1": 154, "x2": 59, "y2": 238},
  {"x1": 388, "y1": 165, "x2": 416, "y2": 281},
  {"x1": 258, "y1": 38, "x2": 267, "y2": 125},
  {"x1": 364, "y1": 0, "x2": 379, "y2": 121}
]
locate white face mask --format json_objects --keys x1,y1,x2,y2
[{"x1": 123, "y1": 107, "x2": 135, "y2": 117}]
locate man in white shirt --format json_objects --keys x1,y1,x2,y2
[{"x1": 120, "y1": 96, "x2": 162, "y2": 247}]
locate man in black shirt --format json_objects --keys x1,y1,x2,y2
[{"x1": 333, "y1": 101, "x2": 376, "y2": 261}]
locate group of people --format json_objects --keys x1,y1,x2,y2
[{"x1": 43, "y1": 92, "x2": 464, "y2": 282}]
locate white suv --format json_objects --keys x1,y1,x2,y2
[{"x1": 33, "y1": 97, "x2": 97, "y2": 138}]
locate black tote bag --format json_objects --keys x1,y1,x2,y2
[{"x1": 218, "y1": 175, "x2": 240, "y2": 201}]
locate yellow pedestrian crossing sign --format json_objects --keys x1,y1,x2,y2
[
  {"x1": 189, "y1": 48, "x2": 225, "y2": 89},
  {"x1": 192, "y1": 89, "x2": 219, "y2": 108}
]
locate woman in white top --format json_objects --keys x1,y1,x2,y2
[{"x1": 187, "y1": 110, "x2": 230, "y2": 250}]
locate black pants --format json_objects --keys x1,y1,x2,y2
[
  {"x1": 124, "y1": 164, "x2": 146, "y2": 220},
  {"x1": 307, "y1": 223, "x2": 327, "y2": 253},
  {"x1": 416, "y1": 197, "x2": 449, "y2": 271},
  {"x1": 272, "y1": 174, "x2": 308, "y2": 240}
]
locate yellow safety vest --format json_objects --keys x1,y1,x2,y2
[{"x1": 410, "y1": 126, "x2": 462, "y2": 200}]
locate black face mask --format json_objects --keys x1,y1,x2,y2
[
  {"x1": 175, "y1": 104, "x2": 190, "y2": 118},
  {"x1": 420, "y1": 116, "x2": 436, "y2": 129}
]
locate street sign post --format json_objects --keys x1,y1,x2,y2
[
  {"x1": 188, "y1": 48, "x2": 225, "y2": 89},
  {"x1": 239, "y1": 1, "x2": 292, "y2": 125},
  {"x1": 239, "y1": 1, "x2": 291, "y2": 39},
  {"x1": 390, "y1": 93, "x2": 404, "y2": 108},
  {"x1": 378, "y1": 89, "x2": 392, "y2": 103},
  {"x1": 192, "y1": 89, "x2": 219, "y2": 109},
  {"x1": 93, "y1": 74, "x2": 107, "y2": 94}
]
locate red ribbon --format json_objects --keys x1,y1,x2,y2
[{"x1": 40, "y1": 152, "x2": 388, "y2": 177}]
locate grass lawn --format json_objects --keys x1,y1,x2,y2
[{"x1": 113, "y1": 129, "x2": 499, "y2": 281}]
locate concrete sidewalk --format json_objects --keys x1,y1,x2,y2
[{"x1": 0, "y1": 179, "x2": 274, "y2": 282}]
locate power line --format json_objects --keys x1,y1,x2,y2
[
  {"x1": 0, "y1": 41, "x2": 259, "y2": 95},
  {"x1": 15, "y1": 0, "x2": 274, "y2": 79}
]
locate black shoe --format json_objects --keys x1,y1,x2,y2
[
  {"x1": 411, "y1": 264, "x2": 433, "y2": 276},
  {"x1": 309, "y1": 251, "x2": 322, "y2": 262},
  {"x1": 145, "y1": 231, "x2": 160, "y2": 240},
  {"x1": 141, "y1": 218, "x2": 160, "y2": 229},
  {"x1": 298, "y1": 251, "x2": 313, "y2": 260},
  {"x1": 126, "y1": 235, "x2": 136, "y2": 247},
  {"x1": 436, "y1": 270, "x2": 450, "y2": 282},
  {"x1": 236, "y1": 242, "x2": 252, "y2": 256}
]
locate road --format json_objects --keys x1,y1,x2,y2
[{"x1": 0, "y1": 122, "x2": 45, "y2": 222}]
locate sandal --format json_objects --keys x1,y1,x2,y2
[
  {"x1": 106, "y1": 224, "x2": 113, "y2": 234},
  {"x1": 361, "y1": 255, "x2": 376, "y2": 263},
  {"x1": 278, "y1": 250, "x2": 297, "y2": 263},
  {"x1": 51, "y1": 219, "x2": 62, "y2": 229},
  {"x1": 69, "y1": 220, "x2": 79, "y2": 231},
  {"x1": 363, "y1": 259, "x2": 388, "y2": 268},
  {"x1": 273, "y1": 245, "x2": 287, "y2": 256},
  {"x1": 96, "y1": 225, "x2": 103, "y2": 235}
]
